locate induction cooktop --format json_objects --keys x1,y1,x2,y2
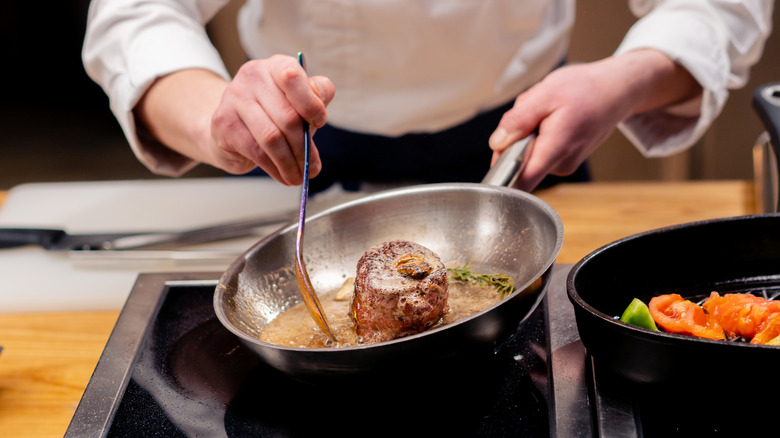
[{"x1": 70, "y1": 264, "x2": 731, "y2": 437}]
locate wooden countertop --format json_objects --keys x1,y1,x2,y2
[{"x1": 0, "y1": 180, "x2": 757, "y2": 437}]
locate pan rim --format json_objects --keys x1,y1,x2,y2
[{"x1": 214, "y1": 182, "x2": 564, "y2": 353}]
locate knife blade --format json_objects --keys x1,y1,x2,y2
[{"x1": 0, "y1": 211, "x2": 294, "y2": 251}]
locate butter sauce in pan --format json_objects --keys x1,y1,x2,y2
[
  {"x1": 260, "y1": 275, "x2": 505, "y2": 348},
  {"x1": 260, "y1": 240, "x2": 508, "y2": 348}
]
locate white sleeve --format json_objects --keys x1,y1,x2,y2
[
  {"x1": 82, "y1": 0, "x2": 232, "y2": 176},
  {"x1": 615, "y1": 0, "x2": 773, "y2": 157}
]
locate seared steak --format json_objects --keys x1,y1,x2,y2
[{"x1": 351, "y1": 240, "x2": 449, "y2": 343}]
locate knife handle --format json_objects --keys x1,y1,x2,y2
[{"x1": 0, "y1": 228, "x2": 65, "y2": 249}]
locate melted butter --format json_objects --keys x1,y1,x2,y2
[{"x1": 259, "y1": 279, "x2": 503, "y2": 348}]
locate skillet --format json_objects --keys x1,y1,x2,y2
[
  {"x1": 214, "y1": 137, "x2": 565, "y2": 381},
  {"x1": 567, "y1": 83, "x2": 780, "y2": 384}
]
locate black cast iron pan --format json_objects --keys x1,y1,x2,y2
[
  {"x1": 567, "y1": 83, "x2": 780, "y2": 385},
  {"x1": 567, "y1": 213, "x2": 780, "y2": 384}
]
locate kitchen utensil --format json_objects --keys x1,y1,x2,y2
[
  {"x1": 567, "y1": 214, "x2": 780, "y2": 384},
  {"x1": 294, "y1": 52, "x2": 337, "y2": 342},
  {"x1": 566, "y1": 82, "x2": 780, "y2": 385},
  {"x1": 752, "y1": 82, "x2": 780, "y2": 212},
  {"x1": 214, "y1": 134, "x2": 562, "y2": 381},
  {"x1": 482, "y1": 134, "x2": 536, "y2": 188},
  {"x1": 0, "y1": 212, "x2": 292, "y2": 251},
  {"x1": 66, "y1": 249, "x2": 244, "y2": 264}
]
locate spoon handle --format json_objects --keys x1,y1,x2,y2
[{"x1": 295, "y1": 52, "x2": 338, "y2": 342}]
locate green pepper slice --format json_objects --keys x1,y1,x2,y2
[{"x1": 619, "y1": 298, "x2": 659, "y2": 331}]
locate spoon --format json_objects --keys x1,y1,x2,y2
[{"x1": 294, "y1": 52, "x2": 338, "y2": 343}]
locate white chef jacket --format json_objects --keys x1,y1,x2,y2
[{"x1": 82, "y1": 0, "x2": 773, "y2": 177}]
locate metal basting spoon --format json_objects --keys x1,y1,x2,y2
[{"x1": 294, "y1": 52, "x2": 338, "y2": 343}]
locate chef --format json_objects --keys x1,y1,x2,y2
[{"x1": 82, "y1": 1, "x2": 772, "y2": 193}]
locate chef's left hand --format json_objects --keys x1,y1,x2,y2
[{"x1": 488, "y1": 49, "x2": 702, "y2": 191}]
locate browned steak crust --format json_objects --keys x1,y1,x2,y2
[{"x1": 351, "y1": 240, "x2": 449, "y2": 343}]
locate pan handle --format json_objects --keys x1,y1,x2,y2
[
  {"x1": 481, "y1": 134, "x2": 536, "y2": 189},
  {"x1": 751, "y1": 83, "x2": 780, "y2": 213}
]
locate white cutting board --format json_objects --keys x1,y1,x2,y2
[{"x1": 0, "y1": 178, "x2": 359, "y2": 314}]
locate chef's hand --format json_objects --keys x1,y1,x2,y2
[
  {"x1": 210, "y1": 55, "x2": 335, "y2": 184},
  {"x1": 488, "y1": 49, "x2": 701, "y2": 191},
  {"x1": 136, "y1": 55, "x2": 335, "y2": 186}
]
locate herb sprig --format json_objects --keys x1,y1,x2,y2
[{"x1": 447, "y1": 264, "x2": 515, "y2": 298}]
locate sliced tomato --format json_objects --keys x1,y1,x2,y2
[
  {"x1": 751, "y1": 312, "x2": 780, "y2": 344},
  {"x1": 703, "y1": 292, "x2": 780, "y2": 340},
  {"x1": 648, "y1": 294, "x2": 725, "y2": 340}
]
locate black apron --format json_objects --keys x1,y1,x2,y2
[
  {"x1": 244, "y1": 99, "x2": 590, "y2": 193},
  {"x1": 308, "y1": 99, "x2": 589, "y2": 193}
]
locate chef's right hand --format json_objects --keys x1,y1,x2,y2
[{"x1": 209, "y1": 55, "x2": 335, "y2": 185}]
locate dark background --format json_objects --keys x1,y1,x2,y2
[{"x1": 0, "y1": 0, "x2": 224, "y2": 190}]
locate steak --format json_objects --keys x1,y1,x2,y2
[{"x1": 351, "y1": 240, "x2": 449, "y2": 343}]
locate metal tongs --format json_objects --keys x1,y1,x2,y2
[
  {"x1": 294, "y1": 52, "x2": 338, "y2": 342},
  {"x1": 0, "y1": 212, "x2": 295, "y2": 264}
]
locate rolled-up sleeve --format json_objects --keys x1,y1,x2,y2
[
  {"x1": 616, "y1": 0, "x2": 773, "y2": 157},
  {"x1": 82, "y1": 0, "x2": 231, "y2": 175}
]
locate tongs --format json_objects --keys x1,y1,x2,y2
[
  {"x1": 294, "y1": 52, "x2": 338, "y2": 342},
  {"x1": 0, "y1": 213, "x2": 293, "y2": 252}
]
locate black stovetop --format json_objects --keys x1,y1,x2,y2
[
  {"x1": 66, "y1": 266, "x2": 580, "y2": 437},
  {"x1": 70, "y1": 264, "x2": 759, "y2": 437}
]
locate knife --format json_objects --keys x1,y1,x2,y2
[{"x1": 0, "y1": 211, "x2": 294, "y2": 251}]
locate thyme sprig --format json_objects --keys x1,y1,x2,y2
[{"x1": 447, "y1": 264, "x2": 515, "y2": 298}]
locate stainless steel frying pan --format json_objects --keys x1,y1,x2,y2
[{"x1": 214, "y1": 137, "x2": 564, "y2": 381}]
